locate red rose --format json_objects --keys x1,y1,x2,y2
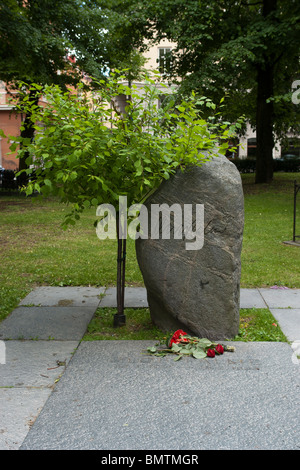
[
  {"x1": 180, "y1": 337, "x2": 189, "y2": 342},
  {"x1": 215, "y1": 344, "x2": 224, "y2": 355},
  {"x1": 207, "y1": 348, "x2": 215, "y2": 358},
  {"x1": 169, "y1": 329, "x2": 187, "y2": 347},
  {"x1": 175, "y1": 329, "x2": 187, "y2": 338}
]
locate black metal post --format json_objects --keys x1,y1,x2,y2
[
  {"x1": 114, "y1": 212, "x2": 126, "y2": 327},
  {"x1": 293, "y1": 180, "x2": 300, "y2": 243}
]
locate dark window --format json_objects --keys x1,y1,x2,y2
[
  {"x1": 247, "y1": 138, "x2": 256, "y2": 158},
  {"x1": 282, "y1": 138, "x2": 300, "y2": 158},
  {"x1": 158, "y1": 48, "x2": 172, "y2": 74}
]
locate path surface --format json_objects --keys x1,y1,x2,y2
[{"x1": 0, "y1": 286, "x2": 299, "y2": 450}]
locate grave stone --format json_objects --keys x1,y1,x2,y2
[{"x1": 136, "y1": 154, "x2": 244, "y2": 340}]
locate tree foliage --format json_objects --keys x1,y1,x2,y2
[
  {"x1": 14, "y1": 73, "x2": 238, "y2": 220},
  {"x1": 0, "y1": 0, "x2": 142, "y2": 87},
  {"x1": 0, "y1": 0, "x2": 145, "y2": 180},
  {"x1": 129, "y1": 0, "x2": 300, "y2": 183}
]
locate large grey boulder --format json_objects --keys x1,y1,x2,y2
[{"x1": 135, "y1": 154, "x2": 244, "y2": 340}]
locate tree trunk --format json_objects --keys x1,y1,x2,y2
[
  {"x1": 18, "y1": 89, "x2": 39, "y2": 187},
  {"x1": 255, "y1": 63, "x2": 274, "y2": 184},
  {"x1": 114, "y1": 212, "x2": 127, "y2": 327},
  {"x1": 255, "y1": 0, "x2": 277, "y2": 184}
]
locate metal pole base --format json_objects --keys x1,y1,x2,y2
[{"x1": 113, "y1": 313, "x2": 126, "y2": 327}]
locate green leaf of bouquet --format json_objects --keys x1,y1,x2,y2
[
  {"x1": 193, "y1": 350, "x2": 207, "y2": 359},
  {"x1": 171, "y1": 343, "x2": 181, "y2": 353},
  {"x1": 180, "y1": 349, "x2": 193, "y2": 355},
  {"x1": 197, "y1": 338, "x2": 213, "y2": 348},
  {"x1": 174, "y1": 355, "x2": 182, "y2": 361},
  {"x1": 147, "y1": 347, "x2": 157, "y2": 354}
]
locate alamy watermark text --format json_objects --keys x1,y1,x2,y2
[{"x1": 96, "y1": 196, "x2": 204, "y2": 251}]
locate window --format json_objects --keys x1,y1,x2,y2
[
  {"x1": 158, "y1": 48, "x2": 172, "y2": 74},
  {"x1": 247, "y1": 138, "x2": 256, "y2": 158},
  {"x1": 0, "y1": 81, "x2": 6, "y2": 105},
  {"x1": 282, "y1": 137, "x2": 300, "y2": 158}
]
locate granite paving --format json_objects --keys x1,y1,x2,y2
[{"x1": 0, "y1": 286, "x2": 299, "y2": 450}]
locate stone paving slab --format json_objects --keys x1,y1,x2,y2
[
  {"x1": 1, "y1": 287, "x2": 300, "y2": 451},
  {"x1": 0, "y1": 340, "x2": 78, "y2": 388},
  {"x1": 21, "y1": 340, "x2": 300, "y2": 450},
  {"x1": 239, "y1": 288, "x2": 267, "y2": 308},
  {"x1": 0, "y1": 340, "x2": 78, "y2": 450},
  {"x1": 85, "y1": 287, "x2": 300, "y2": 310},
  {"x1": 0, "y1": 387, "x2": 52, "y2": 450},
  {"x1": 270, "y1": 309, "x2": 300, "y2": 342},
  {"x1": 98, "y1": 287, "x2": 296, "y2": 309},
  {"x1": 258, "y1": 288, "x2": 300, "y2": 309},
  {"x1": 0, "y1": 306, "x2": 96, "y2": 340},
  {"x1": 14, "y1": 286, "x2": 300, "y2": 311},
  {"x1": 291, "y1": 340, "x2": 300, "y2": 364},
  {"x1": 99, "y1": 287, "x2": 149, "y2": 308},
  {"x1": 19, "y1": 286, "x2": 104, "y2": 308}
]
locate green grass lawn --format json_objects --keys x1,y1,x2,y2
[
  {"x1": 0, "y1": 172, "x2": 299, "y2": 342},
  {"x1": 82, "y1": 306, "x2": 288, "y2": 343},
  {"x1": 241, "y1": 173, "x2": 300, "y2": 287}
]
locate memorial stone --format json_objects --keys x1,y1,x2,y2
[{"x1": 135, "y1": 154, "x2": 244, "y2": 340}]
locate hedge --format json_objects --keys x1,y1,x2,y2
[
  {"x1": 231, "y1": 158, "x2": 300, "y2": 173},
  {"x1": 0, "y1": 169, "x2": 18, "y2": 189}
]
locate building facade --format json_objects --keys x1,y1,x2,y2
[{"x1": 0, "y1": 81, "x2": 21, "y2": 170}]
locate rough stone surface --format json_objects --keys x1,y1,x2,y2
[
  {"x1": 20, "y1": 341, "x2": 300, "y2": 450},
  {"x1": 136, "y1": 155, "x2": 244, "y2": 340}
]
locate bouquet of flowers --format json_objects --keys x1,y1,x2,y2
[{"x1": 147, "y1": 329, "x2": 235, "y2": 361}]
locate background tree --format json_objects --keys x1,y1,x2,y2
[
  {"x1": 0, "y1": 0, "x2": 142, "y2": 181},
  {"x1": 129, "y1": 0, "x2": 300, "y2": 183},
  {"x1": 13, "y1": 74, "x2": 238, "y2": 326}
]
